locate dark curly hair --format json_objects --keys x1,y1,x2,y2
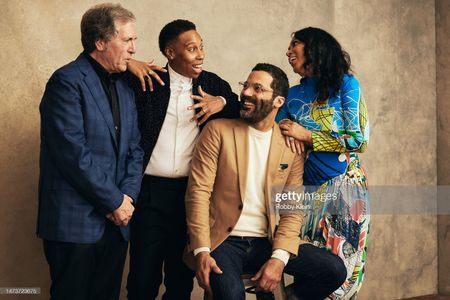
[{"x1": 293, "y1": 27, "x2": 351, "y2": 101}]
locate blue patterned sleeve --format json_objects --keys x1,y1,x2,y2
[
  {"x1": 340, "y1": 77, "x2": 369, "y2": 151},
  {"x1": 311, "y1": 76, "x2": 369, "y2": 153}
]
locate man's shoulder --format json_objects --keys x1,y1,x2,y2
[
  {"x1": 199, "y1": 69, "x2": 221, "y2": 79},
  {"x1": 126, "y1": 69, "x2": 169, "y2": 98},
  {"x1": 204, "y1": 118, "x2": 242, "y2": 132},
  {"x1": 50, "y1": 54, "x2": 86, "y2": 82},
  {"x1": 199, "y1": 118, "x2": 243, "y2": 146},
  {"x1": 198, "y1": 70, "x2": 229, "y2": 85}
]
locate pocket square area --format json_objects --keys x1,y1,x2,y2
[{"x1": 279, "y1": 163, "x2": 289, "y2": 170}]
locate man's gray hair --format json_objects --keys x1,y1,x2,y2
[{"x1": 81, "y1": 3, "x2": 135, "y2": 53}]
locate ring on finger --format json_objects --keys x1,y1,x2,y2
[
  {"x1": 202, "y1": 108, "x2": 207, "y2": 113},
  {"x1": 148, "y1": 70, "x2": 155, "y2": 75},
  {"x1": 289, "y1": 137, "x2": 294, "y2": 141}
]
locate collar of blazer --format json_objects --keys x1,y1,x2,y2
[
  {"x1": 76, "y1": 53, "x2": 122, "y2": 148},
  {"x1": 164, "y1": 62, "x2": 204, "y2": 97},
  {"x1": 153, "y1": 64, "x2": 204, "y2": 120},
  {"x1": 232, "y1": 120, "x2": 286, "y2": 203},
  {"x1": 155, "y1": 64, "x2": 202, "y2": 103}
]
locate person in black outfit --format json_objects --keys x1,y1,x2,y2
[{"x1": 125, "y1": 19, "x2": 240, "y2": 300}]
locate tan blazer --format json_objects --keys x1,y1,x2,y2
[{"x1": 184, "y1": 118, "x2": 307, "y2": 270}]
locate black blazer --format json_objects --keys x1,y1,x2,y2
[{"x1": 125, "y1": 67, "x2": 240, "y2": 168}]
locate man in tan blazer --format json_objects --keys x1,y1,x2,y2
[{"x1": 184, "y1": 63, "x2": 346, "y2": 300}]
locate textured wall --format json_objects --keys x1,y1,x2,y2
[
  {"x1": 0, "y1": 0, "x2": 439, "y2": 299},
  {"x1": 436, "y1": 0, "x2": 450, "y2": 295}
]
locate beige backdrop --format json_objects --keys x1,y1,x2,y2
[{"x1": 0, "y1": 0, "x2": 445, "y2": 299}]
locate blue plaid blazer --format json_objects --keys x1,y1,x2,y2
[{"x1": 37, "y1": 53, "x2": 144, "y2": 243}]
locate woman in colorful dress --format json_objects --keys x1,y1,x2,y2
[{"x1": 276, "y1": 27, "x2": 370, "y2": 299}]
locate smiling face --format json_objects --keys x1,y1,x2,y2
[
  {"x1": 94, "y1": 20, "x2": 137, "y2": 73},
  {"x1": 286, "y1": 38, "x2": 312, "y2": 77},
  {"x1": 239, "y1": 70, "x2": 276, "y2": 124},
  {"x1": 166, "y1": 30, "x2": 204, "y2": 78}
]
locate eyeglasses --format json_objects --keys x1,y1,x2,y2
[{"x1": 238, "y1": 81, "x2": 273, "y2": 94}]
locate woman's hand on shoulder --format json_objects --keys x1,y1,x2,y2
[
  {"x1": 127, "y1": 59, "x2": 167, "y2": 92},
  {"x1": 279, "y1": 119, "x2": 307, "y2": 155}
]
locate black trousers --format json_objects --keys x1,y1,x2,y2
[
  {"x1": 43, "y1": 222, "x2": 128, "y2": 300},
  {"x1": 127, "y1": 175, "x2": 195, "y2": 300}
]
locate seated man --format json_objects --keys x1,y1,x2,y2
[
  {"x1": 125, "y1": 19, "x2": 240, "y2": 300},
  {"x1": 184, "y1": 63, "x2": 347, "y2": 300}
]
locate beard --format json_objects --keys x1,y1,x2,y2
[{"x1": 239, "y1": 95, "x2": 274, "y2": 124}]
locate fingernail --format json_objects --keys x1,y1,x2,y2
[{"x1": 187, "y1": 106, "x2": 192, "y2": 110}]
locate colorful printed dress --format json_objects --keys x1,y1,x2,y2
[{"x1": 276, "y1": 74, "x2": 370, "y2": 299}]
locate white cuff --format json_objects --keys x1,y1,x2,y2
[
  {"x1": 271, "y1": 249, "x2": 290, "y2": 266},
  {"x1": 218, "y1": 96, "x2": 227, "y2": 106},
  {"x1": 194, "y1": 247, "x2": 211, "y2": 256}
]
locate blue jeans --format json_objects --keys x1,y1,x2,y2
[{"x1": 210, "y1": 236, "x2": 346, "y2": 300}]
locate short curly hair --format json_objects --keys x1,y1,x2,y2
[{"x1": 158, "y1": 19, "x2": 196, "y2": 56}]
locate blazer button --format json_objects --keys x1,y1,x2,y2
[
  {"x1": 238, "y1": 204, "x2": 243, "y2": 210},
  {"x1": 227, "y1": 227, "x2": 233, "y2": 232}
]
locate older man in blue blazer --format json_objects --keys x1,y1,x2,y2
[{"x1": 37, "y1": 4, "x2": 143, "y2": 300}]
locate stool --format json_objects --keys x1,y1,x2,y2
[{"x1": 203, "y1": 273, "x2": 286, "y2": 300}]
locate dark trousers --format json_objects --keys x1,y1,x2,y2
[
  {"x1": 127, "y1": 175, "x2": 195, "y2": 300},
  {"x1": 43, "y1": 222, "x2": 128, "y2": 300},
  {"x1": 210, "y1": 236, "x2": 347, "y2": 300}
]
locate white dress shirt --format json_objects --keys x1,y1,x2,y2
[{"x1": 145, "y1": 65, "x2": 200, "y2": 178}]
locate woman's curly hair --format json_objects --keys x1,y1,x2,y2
[{"x1": 293, "y1": 27, "x2": 352, "y2": 101}]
